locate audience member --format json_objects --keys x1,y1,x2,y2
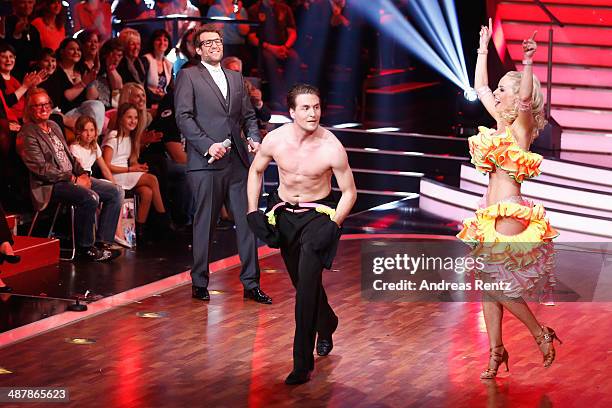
[
  {"x1": 141, "y1": 29, "x2": 173, "y2": 107},
  {"x1": 0, "y1": 43, "x2": 47, "y2": 124},
  {"x1": 164, "y1": 0, "x2": 201, "y2": 42},
  {"x1": 247, "y1": 0, "x2": 300, "y2": 106},
  {"x1": 19, "y1": 88, "x2": 121, "y2": 261},
  {"x1": 172, "y1": 27, "x2": 199, "y2": 75},
  {"x1": 73, "y1": 0, "x2": 113, "y2": 41},
  {"x1": 76, "y1": 30, "x2": 101, "y2": 73},
  {"x1": 207, "y1": 0, "x2": 250, "y2": 69},
  {"x1": 41, "y1": 38, "x2": 105, "y2": 133},
  {"x1": 31, "y1": 0, "x2": 66, "y2": 51},
  {"x1": 92, "y1": 39, "x2": 124, "y2": 109},
  {"x1": 70, "y1": 115, "x2": 130, "y2": 248},
  {"x1": 117, "y1": 28, "x2": 146, "y2": 85},
  {"x1": 30, "y1": 48, "x2": 57, "y2": 77},
  {"x1": 102, "y1": 102, "x2": 172, "y2": 242},
  {"x1": 4, "y1": 0, "x2": 42, "y2": 80}
]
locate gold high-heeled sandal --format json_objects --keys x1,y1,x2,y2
[
  {"x1": 480, "y1": 344, "x2": 509, "y2": 379},
  {"x1": 535, "y1": 326, "x2": 562, "y2": 367}
]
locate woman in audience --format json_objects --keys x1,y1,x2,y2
[
  {"x1": 117, "y1": 28, "x2": 146, "y2": 85},
  {"x1": 42, "y1": 38, "x2": 105, "y2": 134},
  {"x1": 0, "y1": 43, "x2": 47, "y2": 124},
  {"x1": 76, "y1": 30, "x2": 101, "y2": 73},
  {"x1": 73, "y1": 0, "x2": 112, "y2": 41},
  {"x1": 93, "y1": 39, "x2": 124, "y2": 110},
  {"x1": 31, "y1": 0, "x2": 67, "y2": 51},
  {"x1": 102, "y1": 103, "x2": 171, "y2": 242},
  {"x1": 141, "y1": 29, "x2": 173, "y2": 107},
  {"x1": 174, "y1": 28, "x2": 199, "y2": 75}
]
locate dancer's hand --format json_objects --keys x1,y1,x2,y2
[
  {"x1": 479, "y1": 18, "x2": 492, "y2": 50},
  {"x1": 523, "y1": 31, "x2": 537, "y2": 59}
]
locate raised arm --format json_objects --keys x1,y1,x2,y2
[
  {"x1": 514, "y1": 31, "x2": 537, "y2": 145},
  {"x1": 475, "y1": 18, "x2": 498, "y2": 121},
  {"x1": 330, "y1": 142, "x2": 356, "y2": 226},
  {"x1": 247, "y1": 136, "x2": 274, "y2": 213}
]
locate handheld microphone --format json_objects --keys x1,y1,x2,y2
[
  {"x1": 208, "y1": 138, "x2": 232, "y2": 164},
  {"x1": 233, "y1": 0, "x2": 239, "y2": 13}
]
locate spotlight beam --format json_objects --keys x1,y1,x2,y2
[
  {"x1": 442, "y1": 0, "x2": 470, "y2": 85},
  {"x1": 349, "y1": 0, "x2": 465, "y2": 89},
  {"x1": 408, "y1": 0, "x2": 464, "y2": 83}
]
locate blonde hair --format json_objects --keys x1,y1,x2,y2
[
  {"x1": 74, "y1": 115, "x2": 98, "y2": 152},
  {"x1": 499, "y1": 71, "x2": 547, "y2": 139},
  {"x1": 118, "y1": 28, "x2": 141, "y2": 48}
]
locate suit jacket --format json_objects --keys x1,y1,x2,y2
[
  {"x1": 18, "y1": 121, "x2": 85, "y2": 211},
  {"x1": 174, "y1": 62, "x2": 260, "y2": 171}
]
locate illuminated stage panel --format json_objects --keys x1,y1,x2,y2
[
  {"x1": 542, "y1": 87, "x2": 612, "y2": 110},
  {"x1": 533, "y1": 65, "x2": 612, "y2": 88},
  {"x1": 551, "y1": 108, "x2": 612, "y2": 132},
  {"x1": 498, "y1": 3, "x2": 612, "y2": 26},
  {"x1": 419, "y1": 179, "x2": 612, "y2": 241},
  {"x1": 459, "y1": 164, "x2": 612, "y2": 218},
  {"x1": 560, "y1": 130, "x2": 612, "y2": 153},
  {"x1": 503, "y1": 22, "x2": 612, "y2": 46}
]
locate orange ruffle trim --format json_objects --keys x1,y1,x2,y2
[
  {"x1": 457, "y1": 201, "x2": 559, "y2": 270},
  {"x1": 468, "y1": 126, "x2": 543, "y2": 183}
]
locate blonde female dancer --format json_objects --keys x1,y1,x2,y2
[{"x1": 457, "y1": 19, "x2": 561, "y2": 379}]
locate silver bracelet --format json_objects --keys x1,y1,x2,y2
[
  {"x1": 522, "y1": 59, "x2": 533, "y2": 65},
  {"x1": 477, "y1": 49, "x2": 488, "y2": 55}
]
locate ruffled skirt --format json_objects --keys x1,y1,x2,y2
[{"x1": 457, "y1": 196, "x2": 559, "y2": 299}]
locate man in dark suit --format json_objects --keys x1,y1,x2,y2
[{"x1": 174, "y1": 25, "x2": 271, "y2": 304}]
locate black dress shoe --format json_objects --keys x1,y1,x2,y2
[
  {"x1": 285, "y1": 369, "x2": 312, "y2": 385},
  {"x1": 192, "y1": 286, "x2": 210, "y2": 301},
  {"x1": 0, "y1": 286, "x2": 12, "y2": 293},
  {"x1": 317, "y1": 317, "x2": 338, "y2": 356},
  {"x1": 244, "y1": 287, "x2": 272, "y2": 304},
  {"x1": 316, "y1": 339, "x2": 333, "y2": 356},
  {"x1": 0, "y1": 253, "x2": 20, "y2": 264}
]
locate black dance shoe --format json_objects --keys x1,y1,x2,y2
[
  {"x1": 316, "y1": 317, "x2": 338, "y2": 356},
  {"x1": 192, "y1": 286, "x2": 210, "y2": 301},
  {"x1": 244, "y1": 287, "x2": 272, "y2": 304},
  {"x1": 0, "y1": 253, "x2": 20, "y2": 264},
  {"x1": 284, "y1": 369, "x2": 312, "y2": 385}
]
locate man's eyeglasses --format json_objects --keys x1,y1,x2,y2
[
  {"x1": 31, "y1": 102, "x2": 52, "y2": 110},
  {"x1": 199, "y1": 39, "x2": 223, "y2": 48}
]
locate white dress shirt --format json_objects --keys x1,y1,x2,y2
[{"x1": 202, "y1": 61, "x2": 228, "y2": 100}]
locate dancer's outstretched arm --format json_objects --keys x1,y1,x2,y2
[
  {"x1": 515, "y1": 31, "x2": 537, "y2": 145},
  {"x1": 475, "y1": 18, "x2": 498, "y2": 121}
]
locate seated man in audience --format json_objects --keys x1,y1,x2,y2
[{"x1": 18, "y1": 88, "x2": 122, "y2": 262}]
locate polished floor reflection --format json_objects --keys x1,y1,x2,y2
[{"x1": 0, "y1": 239, "x2": 609, "y2": 407}]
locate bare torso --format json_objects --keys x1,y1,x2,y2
[
  {"x1": 268, "y1": 124, "x2": 341, "y2": 203},
  {"x1": 487, "y1": 126, "x2": 529, "y2": 235}
]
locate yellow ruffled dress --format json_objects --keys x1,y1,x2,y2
[{"x1": 457, "y1": 126, "x2": 559, "y2": 299}]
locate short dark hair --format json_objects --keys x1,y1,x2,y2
[
  {"x1": 286, "y1": 83, "x2": 321, "y2": 110},
  {"x1": 0, "y1": 42, "x2": 16, "y2": 56},
  {"x1": 193, "y1": 24, "x2": 223, "y2": 49}
]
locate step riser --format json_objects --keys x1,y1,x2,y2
[
  {"x1": 561, "y1": 131, "x2": 612, "y2": 153},
  {"x1": 532, "y1": 66, "x2": 612, "y2": 88},
  {"x1": 1, "y1": 238, "x2": 59, "y2": 278},
  {"x1": 542, "y1": 88, "x2": 612, "y2": 110},
  {"x1": 498, "y1": 3, "x2": 612, "y2": 27},
  {"x1": 503, "y1": 23, "x2": 612, "y2": 46},
  {"x1": 552, "y1": 109, "x2": 612, "y2": 131},
  {"x1": 507, "y1": 44, "x2": 612, "y2": 67},
  {"x1": 335, "y1": 132, "x2": 468, "y2": 155},
  {"x1": 509, "y1": 0, "x2": 612, "y2": 6}
]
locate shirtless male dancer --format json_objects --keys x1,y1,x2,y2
[{"x1": 247, "y1": 84, "x2": 357, "y2": 385}]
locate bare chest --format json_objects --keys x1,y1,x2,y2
[{"x1": 274, "y1": 144, "x2": 331, "y2": 178}]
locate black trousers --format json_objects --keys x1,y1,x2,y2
[{"x1": 276, "y1": 209, "x2": 339, "y2": 372}]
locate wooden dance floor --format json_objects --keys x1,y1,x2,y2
[{"x1": 0, "y1": 239, "x2": 610, "y2": 407}]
